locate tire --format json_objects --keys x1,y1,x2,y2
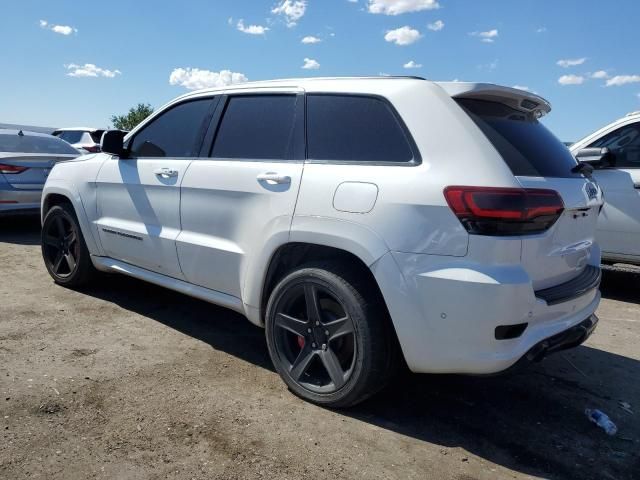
[
  {"x1": 41, "y1": 203, "x2": 97, "y2": 288},
  {"x1": 265, "y1": 261, "x2": 399, "y2": 408}
]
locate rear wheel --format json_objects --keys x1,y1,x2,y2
[
  {"x1": 265, "y1": 261, "x2": 398, "y2": 408},
  {"x1": 41, "y1": 204, "x2": 97, "y2": 287}
]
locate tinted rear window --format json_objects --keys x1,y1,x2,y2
[
  {"x1": 211, "y1": 95, "x2": 298, "y2": 160},
  {"x1": 306, "y1": 94, "x2": 415, "y2": 163},
  {"x1": 54, "y1": 131, "x2": 84, "y2": 144},
  {"x1": 0, "y1": 133, "x2": 79, "y2": 154},
  {"x1": 457, "y1": 99, "x2": 580, "y2": 178}
]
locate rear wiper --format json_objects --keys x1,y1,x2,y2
[{"x1": 571, "y1": 162, "x2": 593, "y2": 176}]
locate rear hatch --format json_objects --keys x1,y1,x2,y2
[
  {"x1": 441, "y1": 83, "x2": 603, "y2": 291},
  {"x1": 0, "y1": 132, "x2": 79, "y2": 189}
]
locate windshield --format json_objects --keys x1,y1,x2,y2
[
  {"x1": 457, "y1": 98, "x2": 581, "y2": 178},
  {"x1": 0, "y1": 133, "x2": 79, "y2": 155}
]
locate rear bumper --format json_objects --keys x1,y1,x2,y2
[
  {"x1": 371, "y1": 247, "x2": 601, "y2": 375},
  {"x1": 501, "y1": 314, "x2": 598, "y2": 373},
  {"x1": 0, "y1": 186, "x2": 42, "y2": 213}
]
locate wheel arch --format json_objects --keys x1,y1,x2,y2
[{"x1": 41, "y1": 183, "x2": 101, "y2": 255}]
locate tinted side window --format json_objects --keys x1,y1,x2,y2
[
  {"x1": 306, "y1": 95, "x2": 415, "y2": 163},
  {"x1": 211, "y1": 95, "x2": 298, "y2": 160},
  {"x1": 588, "y1": 123, "x2": 640, "y2": 168},
  {"x1": 130, "y1": 98, "x2": 213, "y2": 157}
]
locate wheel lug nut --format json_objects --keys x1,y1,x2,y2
[
  {"x1": 307, "y1": 328, "x2": 312, "y2": 333},
  {"x1": 322, "y1": 343, "x2": 327, "y2": 351},
  {"x1": 312, "y1": 342, "x2": 316, "y2": 348},
  {"x1": 325, "y1": 330, "x2": 329, "y2": 336},
  {"x1": 315, "y1": 321, "x2": 320, "y2": 326}
]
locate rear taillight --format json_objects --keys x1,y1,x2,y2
[
  {"x1": 83, "y1": 145, "x2": 100, "y2": 153},
  {"x1": 444, "y1": 186, "x2": 564, "y2": 236},
  {"x1": 0, "y1": 164, "x2": 29, "y2": 174}
]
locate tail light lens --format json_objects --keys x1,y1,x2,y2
[
  {"x1": 0, "y1": 164, "x2": 29, "y2": 174},
  {"x1": 444, "y1": 186, "x2": 564, "y2": 236},
  {"x1": 83, "y1": 145, "x2": 100, "y2": 153}
]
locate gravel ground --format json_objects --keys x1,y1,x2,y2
[{"x1": 1, "y1": 216, "x2": 638, "y2": 480}]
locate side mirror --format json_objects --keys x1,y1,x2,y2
[
  {"x1": 575, "y1": 147, "x2": 615, "y2": 168},
  {"x1": 101, "y1": 130, "x2": 128, "y2": 157}
]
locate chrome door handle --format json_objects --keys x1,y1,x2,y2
[
  {"x1": 154, "y1": 167, "x2": 179, "y2": 178},
  {"x1": 257, "y1": 172, "x2": 291, "y2": 185}
]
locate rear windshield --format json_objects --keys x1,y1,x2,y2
[
  {"x1": 54, "y1": 131, "x2": 84, "y2": 144},
  {"x1": 456, "y1": 99, "x2": 580, "y2": 178},
  {"x1": 0, "y1": 133, "x2": 79, "y2": 155}
]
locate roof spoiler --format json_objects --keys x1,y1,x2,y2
[{"x1": 436, "y1": 82, "x2": 552, "y2": 118}]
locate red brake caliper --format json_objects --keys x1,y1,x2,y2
[{"x1": 297, "y1": 336, "x2": 305, "y2": 349}]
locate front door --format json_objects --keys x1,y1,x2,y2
[
  {"x1": 95, "y1": 97, "x2": 217, "y2": 278},
  {"x1": 177, "y1": 91, "x2": 305, "y2": 299},
  {"x1": 586, "y1": 121, "x2": 640, "y2": 258}
]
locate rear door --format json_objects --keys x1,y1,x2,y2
[
  {"x1": 177, "y1": 90, "x2": 304, "y2": 298},
  {"x1": 456, "y1": 98, "x2": 603, "y2": 290},
  {"x1": 581, "y1": 120, "x2": 640, "y2": 259},
  {"x1": 95, "y1": 97, "x2": 217, "y2": 279}
]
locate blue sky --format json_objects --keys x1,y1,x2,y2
[{"x1": 1, "y1": 0, "x2": 639, "y2": 141}]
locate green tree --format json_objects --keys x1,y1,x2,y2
[{"x1": 110, "y1": 103, "x2": 154, "y2": 131}]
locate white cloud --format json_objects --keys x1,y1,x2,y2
[
  {"x1": 536, "y1": 26, "x2": 547, "y2": 33},
  {"x1": 302, "y1": 58, "x2": 320, "y2": 70},
  {"x1": 590, "y1": 70, "x2": 609, "y2": 79},
  {"x1": 384, "y1": 26, "x2": 421, "y2": 46},
  {"x1": 403, "y1": 60, "x2": 422, "y2": 69},
  {"x1": 606, "y1": 75, "x2": 640, "y2": 87},
  {"x1": 427, "y1": 20, "x2": 444, "y2": 31},
  {"x1": 557, "y1": 57, "x2": 586, "y2": 68},
  {"x1": 512, "y1": 85, "x2": 530, "y2": 91},
  {"x1": 271, "y1": 0, "x2": 307, "y2": 27},
  {"x1": 39, "y1": 19, "x2": 77, "y2": 36},
  {"x1": 237, "y1": 19, "x2": 269, "y2": 35},
  {"x1": 347, "y1": 0, "x2": 358, "y2": 2},
  {"x1": 470, "y1": 29, "x2": 498, "y2": 43},
  {"x1": 368, "y1": 0, "x2": 439, "y2": 15},
  {"x1": 169, "y1": 68, "x2": 248, "y2": 90},
  {"x1": 558, "y1": 74, "x2": 585, "y2": 86},
  {"x1": 65, "y1": 63, "x2": 121, "y2": 78},
  {"x1": 301, "y1": 35, "x2": 321, "y2": 44}
]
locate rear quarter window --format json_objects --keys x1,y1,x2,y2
[
  {"x1": 306, "y1": 94, "x2": 416, "y2": 163},
  {"x1": 457, "y1": 98, "x2": 580, "y2": 178}
]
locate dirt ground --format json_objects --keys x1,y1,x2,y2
[{"x1": 0, "y1": 216, "x2": 638, "y2": 480}]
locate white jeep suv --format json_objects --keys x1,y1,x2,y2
[{"x1": 40, "y1": 77, "x2": 603, "y2": 407}]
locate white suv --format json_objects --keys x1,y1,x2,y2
[
  {"x1": 570, "y1": 112, "x2": 640, "y2": 265},
  {"x1": 40, "y1": 77, "x2": 603, "y2": 407},
  {"x1": 52, "y1": 127, "x2": 105, "y2": 154}
]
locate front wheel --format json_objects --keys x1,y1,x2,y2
[
  {"x1": 41, "y1": 204, "x2": 97, "y2": 288},
  {"x1": 265, "y1": 262, "x2": 398, "y2": 408}
]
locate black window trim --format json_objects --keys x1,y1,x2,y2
[
  {"x1": 125, "y1": 96, "x2": 219, "y2": 159},
  {"x1": 204, "y1": 92, "x2": 305, "y2": 163},
  {"x1": 303, "y1": 92, "x2": 422, "y2": 167}
]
